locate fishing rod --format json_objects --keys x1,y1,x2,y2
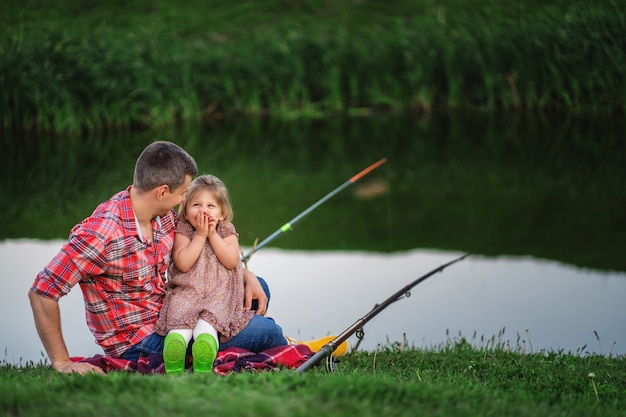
[
  {"x1": 241, "y1": 157, "x2": 387, "y2": 263},
  {"x1": 295, "y1": 252, "x2": 471, "y2": 374}
]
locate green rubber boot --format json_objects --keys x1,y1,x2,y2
[
  {"x1": 163, "y1": 332, "x2": 187, "y2": 375},
  {"x1": 192, "y1": 333, "x2": 218, "y2": 374}
]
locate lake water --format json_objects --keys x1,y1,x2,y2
[
  {"x1": 3, "y1": 239, "x2": 624, "y2": 365},
  {"x1": 2, "y1": 113, "x2": 625, "y2": 365}
]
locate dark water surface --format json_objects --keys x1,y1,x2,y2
[{"x1": 1, "y1": 113, "x2": 624, "y2": 364}]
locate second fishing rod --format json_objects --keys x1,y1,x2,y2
[{"x1": 295, "y1": 252, "x2": 471, "y2": 373}]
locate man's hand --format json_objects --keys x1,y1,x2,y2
[
  {"x1": 29, "y1": 290, "x2": 106, "y2": 375},
  {"x1": 55, "y1": 359, "x2": 106, "y2": 375},
  {"x1": 243, "y1": 269, "x2": 267, "y2": 315}
]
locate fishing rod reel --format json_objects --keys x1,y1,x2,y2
[
  {"x1": 321, "y1": 327, "x2": 364, "y2": 373},
  {"x1": 321, "y1": 335, "x2": 357, "y2": 373},
  {"x1": 325, "y1": 353, "x2": 337, "y2": 373}
]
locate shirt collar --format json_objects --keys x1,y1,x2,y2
[{"x1": 123, "y1": 186, "x2": 162, "y2": 240}]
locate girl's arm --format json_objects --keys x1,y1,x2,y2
[
  {"x1": 208, "y1": 232, "x2": 241, "y2": 270},
  {"x1": 172, "y1": 231, "x2": 206, "y2": 272}
]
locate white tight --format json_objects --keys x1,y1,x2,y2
[{"x1": 168, "y1": 319, "x2": 219, "y2": 348}]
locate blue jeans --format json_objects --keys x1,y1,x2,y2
[{"x1": 120, "y1": 276, "x2": 287, "y2": 361}]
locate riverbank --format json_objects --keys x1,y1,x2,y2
[
  {"x1": 2, "y1": 342, "x2": 625, "y2": 417},
  {"x1": 1, "y1": 0, "x2": 624, "y2": 134}
]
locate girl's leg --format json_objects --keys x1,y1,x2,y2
[
  {"x1": 219, "y1": 276, "x2": 286, "y2": 352},
  {"x1": 192, "y1": 320, "x2": 219, "y2": 373},
  {"x1": 193, "y1": 319, "x2": 219, "y2": 343},
  {"x1": 163, "y1": 329, "x2": 192, "y2": 375}
]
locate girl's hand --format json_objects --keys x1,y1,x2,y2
[
  {"x1": 195, "y1": 211, "x2": 210, "y2": 238},
  {"x1": 206, "y1": 214, "x2": 219, "y2": 236}
]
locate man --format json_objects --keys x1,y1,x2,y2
[{"x1": 29, "y1": 141, "x2": 286, "y2": 374}]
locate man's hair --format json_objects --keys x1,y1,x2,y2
[
  {"x1": 133, "y1": 141, "x2": 198, "y2": 192},
  {"x1": 179, "y1": 174, "x2": 234, "y2": 223}
]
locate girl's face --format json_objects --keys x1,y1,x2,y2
[{"x1": 184, "y1": 189, "x2": 224, "y2": 228}]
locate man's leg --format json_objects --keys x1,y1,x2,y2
[
  {"x1": 219, "y1": 314, "x2": 288, "y2": 352},
  {"x1": 120, "y1": 333, "x2": 165, "y2": 361}
]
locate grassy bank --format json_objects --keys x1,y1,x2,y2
[
  {"x1": 1, "y1": 0, "x2": 625, "y2": 134},
  {"x1": 2, "y1": 341, "x2": 625, "y2": 417}
]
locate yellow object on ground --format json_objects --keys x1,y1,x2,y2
[{"x1": 286, "y1": 335, "x2": 349, "y2": 358}]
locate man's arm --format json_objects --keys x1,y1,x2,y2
[
  {"x1": 28, "y1": 290, "x2": 105, "y2": 375},
  {"x1": 243, "y1": 269, "x2": 267, "y2": 316}
]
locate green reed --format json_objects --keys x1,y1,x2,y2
[{"x1": 1, "y1": 1, "x2": 624, "y2": 134}]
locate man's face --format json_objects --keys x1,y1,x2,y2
[{"x1": 160, "y1": 175, "x2": 192, "y2": 215}]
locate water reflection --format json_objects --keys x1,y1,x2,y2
[
  {"x1": 3, "y1": 114, "x2": 626, "y2": 271},
  {"x1": 2, "y1": 239, "x2": 624, "y2": 365}
]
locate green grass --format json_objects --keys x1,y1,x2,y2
[
  {"x1": 2, "y1": 339, "x2": 625, "y2": 417},
  {"x1": 1, "y1": 0, "x2": 625, "y2": 134}
]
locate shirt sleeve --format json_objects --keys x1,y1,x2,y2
[
  {"x1": 31, "y1": 218, "x2": 108, "y2": 300},
  {"x1": 175, "y1": 220, "x2": 195, "y2": 239},
  {"x1": 217, "y1": 221, "x2": 238, "y2": 239}
]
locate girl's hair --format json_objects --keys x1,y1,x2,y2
[
  {"x1": 133, "y1": 141, "x2": 198, "y2": 193},
  {"x1": 178, "y1": 174, "x2": 234, "y2": 223}
]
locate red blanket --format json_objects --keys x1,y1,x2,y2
[{"x1": 71, "y1": 344, "x2": 314, "y2": 375}]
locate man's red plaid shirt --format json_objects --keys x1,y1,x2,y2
[{"x1": 31, "y1": 187, "x2": 176, "y2": 357}]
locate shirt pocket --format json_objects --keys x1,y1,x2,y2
[{"x1": 123, "y1": 251, "x2": 153, "y2": 286}]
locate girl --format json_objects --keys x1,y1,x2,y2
[{"x1": 155, "y1": 174, "x2": 254, "y2": 374}]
